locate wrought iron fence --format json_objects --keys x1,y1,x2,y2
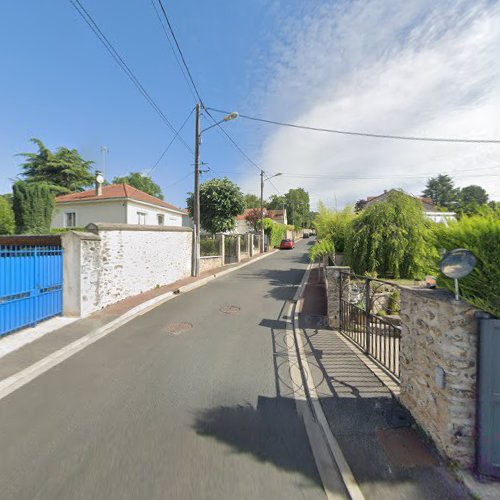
[
  {"x1": 224, "y1": 236, "x2": 238, "y2": 264},
  {"x1": 200, "y1": 235, "x2": 220, "y2": 256},
  {"x1": 339, "y1": 271, "x2": 401, "y2": 380},
  {"x1": 253, "y1": 234, "x2": 260, "y2": 251},
  {"x1": 239, "y1": 234, "x2": 248, "y2": 253}
]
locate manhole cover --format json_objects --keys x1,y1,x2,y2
[
  {"x1": 220, "y1": 305, "x2": 241, "y2": 314},
  {"x1": 165, "y1": 322, "x2": 193, "y2": 335}
]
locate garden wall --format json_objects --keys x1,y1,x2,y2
[
  {"x1": 399, "y1": 287, "x2": 479, "y2": 467},
  {"x1": 62, "y1": 223, "x2": 192, "y2": 317},
  {"x1": 200, "y1": 256, "x2": 223, "y2": 274}
]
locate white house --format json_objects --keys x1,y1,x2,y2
[
  {"x1": 52, "y1": 182, "x2": 188, "y2": 228},
  {"x1": 364, "y1": 189, "x2": 456, "y2": 225}
]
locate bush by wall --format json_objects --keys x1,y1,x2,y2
[
  {"x1": 432, "y1": 208, "x2": 500, "y2": 317},
  {"x1": 313, "y1": 203, "x2": 354, "y2": 253},
  {"x1": 12, "y1": 182, "x2": 55, "y2": 234},
  {"x1": 0, "y1": 196, "x2": 15, "y2": 235},
  {"x1": 263, "y1": 217, "x2": 287, "y2": 247},
  {"x1": 345, "y1": 191, "x2": 435, "y2": 279},
  {"x1": 200, "y1": 237, "x2": 220, "y2": 256}
]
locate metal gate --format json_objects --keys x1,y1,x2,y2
[
  {"x1": 0, "y1": 243, "x2": 63, "y2": 336},
  {"x1": 224, "y1": 236, "x2": 238, "y2": 264},
  {"x1": 339, "y1": 271, "x2": 401, "y2": 379},
  {"x1": 478, "y1": 318, "x2": 500, "y2": 478}
]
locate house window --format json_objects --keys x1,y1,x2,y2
[
  {"x1": 65, "y1": 212, "x2": 76, "y2": 227},
  {"x1": 137, "y1": 212, "x2": 147, "y2": 225},
  {"x1": 157, "y1": 214, "x2": 165, "y2": 225}
]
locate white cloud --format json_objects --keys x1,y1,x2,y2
[{"x1": 241, "y1": 0, "x2": 500, "y2": 208}]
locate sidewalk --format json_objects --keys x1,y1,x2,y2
[
  {"x1": 297, "y1": 267, "x2": 470, "y2": 499},
  {"x1": 0, "y1": 251, "x2": 275, "y2": 384}
]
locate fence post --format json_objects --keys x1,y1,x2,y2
[
  {"x1": 219, "y1": 234, "x2": 225, "y2": 264},
  {"x1": 236, "y1": 235, "x2": 241, "y2": 262},
  {"x1": 365, "y1": 278, "x2": 371, "y2": 354},
  {"x1": 325, "y1": 266, "x2": 350, "y2": 329},
  {"x1": 249, "y1": 234, "x2": 254, "y2": 257}
]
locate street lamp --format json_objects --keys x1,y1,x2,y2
[
  {"x1": 192, "y1": 104, "x2": 238, "y2": 277},
  {"x1": 260, "y1": 172, "x2": 282, "y2": 253}
]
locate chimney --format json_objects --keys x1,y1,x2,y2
[{"x1": 95, "y1": 171, "x2": 104, "y2": 196}]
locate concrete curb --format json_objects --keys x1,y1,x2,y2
[
  {"x1": 289, "y1": 263, "x2": 365, "y2": 500},
  {"x1": 0, "y1": 248, "x2": 279, "y2": 402}
]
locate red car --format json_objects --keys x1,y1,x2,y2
[{"x1": 279, "y1": 238, "x2": 295, "y2": 249}]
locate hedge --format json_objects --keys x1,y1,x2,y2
[
  {"x1": 432, "y1": 209, "x2": 500, "y2": 317},
  {"x1": 200, "y1": 238, "x2": 220, "y2": 256}
]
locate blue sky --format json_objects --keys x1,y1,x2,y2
[{"x1": 1, "y1": 1, "x2": 499, "y2": 208}]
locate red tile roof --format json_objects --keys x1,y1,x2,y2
[
  {"x1": 236, "y1": 208, "x2": 286, "y2": 221},
  {"x1": 55, "y1": 184, "x2": 187, "y2": 213}
]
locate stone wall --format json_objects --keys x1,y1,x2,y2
[
  {"x1": 399, "y1": 287, "x2": 479, "y2": 467},
  {"x1": 200, "y1": 256, "x2": 223, "y2": 274},
  {"x1": 325, "y1": 266, "x2": 350, "y2": 328},
  {"x1": 62, "y1": 223, "x2": 192, "y2": 317}
]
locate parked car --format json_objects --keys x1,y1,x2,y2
[{"x1": 280, "y1": 239, "x2": 295, "y2": 249}]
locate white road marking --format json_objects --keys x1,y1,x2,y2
[
  {"x1": 0, "y1": 249, "x2": 279, "y2": 402},
  {"x1": 285, "y1": 265, "x2": 365, "y2": 500}
]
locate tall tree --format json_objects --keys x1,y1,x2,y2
[
  {"x1": 242, "y1": 193, "x2": 261, "y2": 209},
  {"x1": 456, "y1": 185, "x2": 489, "y2": 215},
  {"x1": 422, "y1": 174, "x2": 459, "y2": 208},
  {"x1": 459, "y1": 185, "x2": 488, "y2": 206},
  {"x1": 186, "y1": 177, "x2": 245, "y2": 234},
  {"x1": 113, "y1": 172, "x2": 164, "y2": 199},
  {"x1": 285, "y1": 188, "x2": 310, "y2": 227},
  {"x1": 267, "y1": 194, "x2": 286, "y2": 210},
  {"x1": 19, "y1": 138, "x2": 94, "y2": 194},
  {"x1": 346, "y1": 191, "x2": 434, "y2": 279},
  {"x1": 12, "y1": 182, "x2": 55, "y2": 234},
  {"x1": 0, "y1": 196, "x2": 15, "y2": 235}
]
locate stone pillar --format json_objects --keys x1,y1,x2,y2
[
  {"x1": 218, "y1": 234, "x2": 225, "y2": 263},
  {"x1": 325, "y1": 266, "x2": 351, "y2": 329},
  {"x1": 399, "y1": 287, "x2": 479, "y2": 467},
  {"x1": 249, "y1": 234, "x2": 254, "y2": 257},
  {"x1": 236, "y1": 235, "x2": 241, "y2": 262},
  {"x1": 61, "y1": 230, "x2": 101, "y2": 317}
]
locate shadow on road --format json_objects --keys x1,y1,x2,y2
[{"x1": 193, "y1": 395, "x2": 322, "y2": 486}]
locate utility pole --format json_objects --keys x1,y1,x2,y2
[
  {"x1": 260, "y1": 170, "x2": 265, "y2": 253},
  {"x1": 192, "y1": 103, "x2": 201, "y2": 276}
]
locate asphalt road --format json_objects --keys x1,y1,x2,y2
[{"x1": 0, "y1": 239, "x2": 327, "y2": 500}]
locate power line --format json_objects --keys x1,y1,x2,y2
[
  {"x1": 149, "y1": 0, "x2": 198, "y2": 105},
  {"x1": 147, "y1": 106, "x2": 195, "y2": 176},
  {"x1": 155, "y1": 0, "x2": 204, "y2": 106},
  {"x1": 279, "y1": 172, "x2": 500, "y2": 180},
  {"x1": 69, "y1": 0, "x2": 193, "y2": 154},
  {"x1": 207, "y1": 107, "x2": 500, "y2": 144}
]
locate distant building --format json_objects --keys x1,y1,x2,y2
[
  {"x1": 364, "y1": 189, "x2": 456, "y2": 225},
  {"x1": 235, "y1": 208, "x2": 288, "y2": 233},
  {"x1": 52, "y1": 183, "x2": 187, "y2": 229}
]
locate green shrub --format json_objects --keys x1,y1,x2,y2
[
  {"x1": 345, "y1": 191, "x2": 436, "y2": 279},
  {"x1": 309, "y1": 239, "x2": 335, "y2": 262},
  {"x1": 12, "y1": 181, "x2": 55, "y2": 234},
  {"x1": 313, "y1": 203, "x2": 354, "y2": 253},
  {"x1": 432, "y1": 209, "x2": 500, "y2": 317},
  {"x1": 0, "y1": 196, "x2": 15, "y2": 235},
  {"x1": 263, "y1": 218, "x2": 287, "y2": 248},
  {"x1": 200, "y1": 238, "x2": 220, "y2": 256}
]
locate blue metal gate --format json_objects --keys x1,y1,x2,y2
[{"x1": 0, "y1": 244, "x2": 63, "y2": 337}]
